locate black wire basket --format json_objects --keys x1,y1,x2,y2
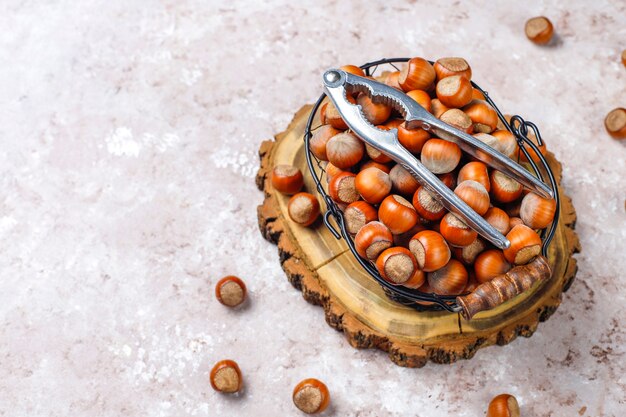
[{"x1": 304, "y1": 57, "x2": 560, "y2": 313}]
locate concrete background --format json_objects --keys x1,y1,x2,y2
[{"x1": 0, "y1": 0, "x2": 624, "y2": 416}]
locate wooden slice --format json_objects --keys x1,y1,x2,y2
[{"x1": 256, "y1": 105, "x2": 580, "y2": 368}]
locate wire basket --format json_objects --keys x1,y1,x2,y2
[{"x1": 304, "y1": 57, "x2": 560, "y2": 313}]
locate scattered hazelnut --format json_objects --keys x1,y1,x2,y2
[
  {"x1": 293, "y1": 378, "x2": 330, "y2": 414},
  {"x1": 210, "y1": 360, "x2": 243, "y2": 394},
  {"x1": 215, "y1": 276, "x2": 247, "y2": 307}
]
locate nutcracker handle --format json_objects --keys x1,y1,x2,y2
[{"x1": 456, "y1": 256, "x2": 552, "y2": 320}]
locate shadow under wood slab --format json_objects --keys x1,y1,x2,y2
[{"x1": 256, "y1": 105, "x2": 580, "y2": 368}]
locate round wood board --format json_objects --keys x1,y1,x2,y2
[{"x1": 256, "y1": 105, "x2": 580, "y2": 368}]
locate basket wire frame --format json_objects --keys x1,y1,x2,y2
[{"x1": 304, "y1": 57, "x2": 560, "y2": 313}]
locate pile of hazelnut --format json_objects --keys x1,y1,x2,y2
[{"x1": 275, "y1": 56, "x2": 557, "y2": 297}]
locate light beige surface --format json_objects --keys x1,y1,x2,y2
[{"x1": 0, "y1": 1, "x2": 624, "y2": 416}]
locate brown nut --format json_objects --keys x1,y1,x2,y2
[
  {"x1": 340, "y1": 64, "x2": 365, "y2": 77},
  {"x1": 503, "y1": 224, "x2": 542, "y2": 265},
  {"x1": 463, "y1": 100, "x2": 498, "y2": 133},
  {"x1": 293, "y1": 378, "x2": 330, "y2": 414},
  {"x1": 288, "y1": 192, "x2": 320, "y2": 226},
  {"x1": 409, "y1": 230, "x2": 451, "y2": 272},
  {"x1": 421, "y1": 139, "x2": 462, "y2": 174},
  {"x1": 436, "y1": 75, "x2": 473, "y2": 108},
  {"x1": 440, "y1": 213, "x2": 478, "y2": 247},
  {"x1": 474, "y1": 249, "x2": 512, "y2": 284},
  {"x1": 344, "y1": 200, "x2": 378, "y2": 235},
  {"x1": 326, "y1": 131, "x2": 364, "y2": 169},
  {"x1": 431, "y1": 98, "x2": 450, "y2": 118},
  {"x1": 397, "y1": 122, "x2": 431, "y2": 153},
  {"x1": 271, "y1": 164, "x2": 304, "y2": 195},
  {"x1": 434, "y1": 57, "x2": 472, "y2": 81},
  {"x1": 454, "y1": 180, "x2": 490, "y2": 216},
  {"x1": 398, "y1": 57, "x2": 436, "y2": 91},
  {"x1": 491, "y1": 130, "x2": 520, "y2": 159},
  {"x1": 427, "y1": 259, "x2": 468, "y2": 295},
  {"x1": 520, "y1": 192, "x2": 557, "y2": 229},
  {"x1": 406, "y1": 89, "x2": 432, "y2": 112},
  {"x1": 525, "y1": 16, "x2": 554, "y2": 45},
  {"x1": 412, "y1": 186, "x2": 446, "y2": 221},
  {"x1": 355, "y1": 221, "x2": 393, "y2": 260},
  {"x1": 378, "y1": 194, "x2": 419, "y2": 234},
  {"x1": 458, "y1": 161, "x2": 490, "y2": 192},
  {"x1": 210, "y1": 360, "x2": 243, "y2": 393},
  {"x1": 309, "y1": 125, "x2": 341, "y2": 161},
  {"x1": 490, "y1": 170, "x2": 523, "y2": 203},
  {"x1": 328, "y1": 172, "x2": 359, "y2": 205},
  {"x1": 604, "y1": 107, "x2": 626, "y2": 140},
  {"x1": 215, "y1": 276, "x2": 247, "y2": 307},
  {"x1": 483, "y1": 207, "x2": 511, "y2": 235},
  {"x1": 389, "y1": 164, "x2": 420, "y2": 196},
  {"x1": 376, "y1": 246, "x2": 422, "y2": 287},
  {"x1": 452, "y1": 236, "x2": 487, "y2": 265},
  {"x1": 357, "y1": 93, "x2": 392, "y2": 125},
  {"x1": 355, "y1": 167, "x2": 392, "y2": 204},
  {"x1": 487, "y1": 393, "x2": 520, "y2": 417},
  {"x1": 440, "y1": 108, "x2": 473, "y2": 133}
]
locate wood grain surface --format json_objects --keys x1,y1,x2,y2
[{"x1": 256, "y1": 105, "x2": 580, "y2": 367}]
